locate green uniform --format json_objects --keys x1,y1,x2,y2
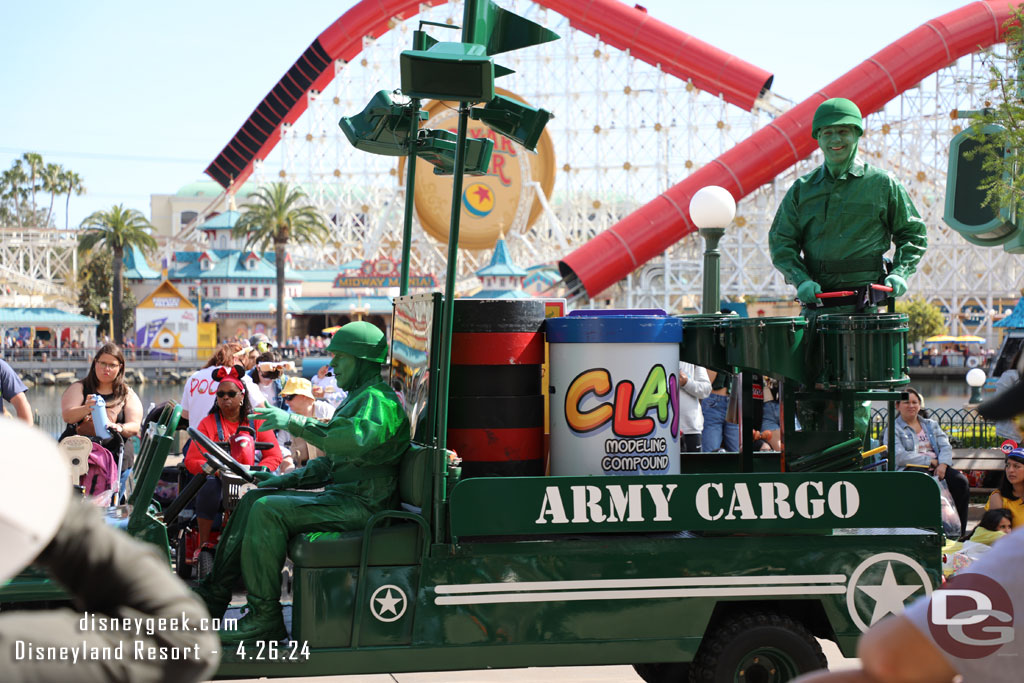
[
  {"x1": 197, "y1": 371, "x2": 409, "y2": 641},
  {"x1": 0, "y1": 500, "x2": 219, "y2": 682},
  {"x1": 769, "y1": 159, "x2": 927, "y2": 437},
  {"x1": 769, "y1": 160, "x2": 927, "y2": 292}
]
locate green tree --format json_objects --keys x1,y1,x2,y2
[
  {"x1": 962, "y1": 8, "x2": 1024, "y2": 212},
  {"x1": 59, "y1": 169, "x2": 85, "y2": 230},
  {"x1": 231, "y1": 183, "x2": 330, "y2": 343},
  {"x1": 0, "y1": 155, "x2": 83, "y2": 228},
  {"x1": 895, "y1": 296, "x2": 946, "y2": 346},
  {"x1": 78, "y1": 205, "x2": 157, "y2": 345},
  {"x1": 77, "y1": 251, "x2": 138, "y2": 342},
  {"x1": 40, "y1": 162, "x2": 64, "y2": 228},
  {"x1": 1, "y1": 160, "x2": 28, "y2": 227},
  {"x1": 21, "y1": 152, "x2": 44, "y2": 220}
]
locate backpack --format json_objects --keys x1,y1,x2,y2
[{"x1": 82, "y1": 441, "x2": 119, "y2": 503}]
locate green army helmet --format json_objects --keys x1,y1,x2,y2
[
  {"x1": 326, "y1": 321, "x2": 387, "y2": 363},
  {"x1": 812, "y1": 98, "x2": 864, "y2": 139}
]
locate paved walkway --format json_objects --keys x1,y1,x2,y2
[{"x1": 224, "y1": 639, "x2": 859, "y2": 682}]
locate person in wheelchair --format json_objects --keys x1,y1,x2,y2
[
  {"x1": 193, "y1": 322, "x2": 409, "y2": 644},
  {"x1": 185, "y1": 367, "x2": 282, "y2": 550}
]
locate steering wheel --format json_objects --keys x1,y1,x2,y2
[{"x1": 187, "y1": 427, "x2": 255, "y2": 483}]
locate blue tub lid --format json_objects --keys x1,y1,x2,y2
[{"x1": 547, "y1": 312, "x2": 682, "y2": 343}]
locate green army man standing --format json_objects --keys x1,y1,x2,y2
[
  {"x1": 193, "y1": 321, "x2": 410, "y2": 643},
  {"x1": 768, "y1": 97, "x2": 928, "y2": 435}
]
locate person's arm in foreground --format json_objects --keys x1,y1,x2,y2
[
  {"x1": 793, "y1": 615, "x2": 957, "y2": 683},
  {"x1": 0, "y1": 500, "x2": 219, "y2": 682},
  {"x1": 8, "y1": 392, "x2": 32, "y2": 424}
]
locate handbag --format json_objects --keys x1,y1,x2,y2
[{"x1": 935, "y1": 477, "x2": 962, "y2": 540}]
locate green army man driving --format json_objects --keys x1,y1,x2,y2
[
  {"x1": 768, "y1": 97, "x2": 928, "y2": 435},
  {"x1": 193, "y1": 321, "x2": 410, "y2": 643}
]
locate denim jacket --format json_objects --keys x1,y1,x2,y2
[{"x1": 885, "y1": 415, "x2": 953, "y2": 468}]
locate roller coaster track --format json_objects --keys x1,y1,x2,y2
[
  {"x1": 559, "y1": 0, "x2": 1015, "y2": 298},
  {"x1": 201, "y1": 0, "x2": 1014, "y2": 306}
]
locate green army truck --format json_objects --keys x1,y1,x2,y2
[{"x1": 211, "y1": 294, "x2": 941, "y2": 683}]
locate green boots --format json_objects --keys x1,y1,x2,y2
[
  {"x1": 192, "y1": 581, "x2": 230, "y2": 621},
  {"x1": 219, "y1": 597, "x2": 288, "y2": 644}
]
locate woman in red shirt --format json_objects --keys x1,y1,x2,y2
[{"x1": 185, "y1": 368, "x2": 282, "y2": 548}]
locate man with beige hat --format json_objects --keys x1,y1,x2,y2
[{"x1": 277, "y1": 377, "x2": 333, "y2": 471}]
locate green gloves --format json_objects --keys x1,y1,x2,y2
[
  {"x1": 796, "y1": 280, "x2": 823, "y2": 304},
  {"x1": 251, "y1": 405, "x2": 289, "y2": 431},
  {"x1": 884, "y1": 273, "x2": 907, "y2": 297}
]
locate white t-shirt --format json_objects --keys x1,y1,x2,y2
[
  {"x1": 679, "y1": 362, "x2": 712, "y2": 435},
  {"x1": 180, "y1": 366, "x2": 268, "y2": 429}
]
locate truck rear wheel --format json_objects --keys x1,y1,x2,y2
[
  {"x1": 632, "y1": 662, "x2": 690, "y2": 683},
  {"x1": 689, "y1": 611, "x2": 826, "y2": 683}
]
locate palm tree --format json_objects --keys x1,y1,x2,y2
[
  {"x1": 40, "y1": 162, "x2": 64, "y2": 228},
  {"x1": 79, "y1": 205, "x2": 157, "y2": 345},
  {"x1": 60, "y1": 170, "x2": 85, "y2": 230},
  {"x1": 231, "y1": 183, "x2": 330, "y2": 343},
  {"x1": 2, "y1": 161, "x2": 28, "y2": 227},
  {"x1": 21, "y1": 152, "x2": 43, "y2": 221}
]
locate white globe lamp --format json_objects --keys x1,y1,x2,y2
[{"x1": 689, "y1": 186, "x2": 736, "y2": 314}]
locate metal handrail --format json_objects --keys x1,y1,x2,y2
[{"x1": 869, "y1": 407, "x2": 998, "y2": 448}]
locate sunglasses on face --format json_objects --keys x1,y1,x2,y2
[
  {"x1": 283, "y1": 394, "x2": 298, "y2": 402},
  {"x1": 217, "y1": 391, "x2": 240, "y2": 399}
]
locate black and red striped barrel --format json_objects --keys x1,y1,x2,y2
[{"x1": 447, "y1": 299, "x2": 546, "y2": 477}]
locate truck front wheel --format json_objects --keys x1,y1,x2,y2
[{"x1": 689, "y1": 611, "x2": 826, "y2": 683}]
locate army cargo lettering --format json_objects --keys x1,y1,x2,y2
[
  {"x1": 535, "y1": 484, "x2": 677, "y2": 524},
  {"x1": 695, "y1": 481, "x2": 860, "y2": 521}
]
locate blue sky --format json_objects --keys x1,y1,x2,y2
[{"x1": 0, "y1": 0, "x2": 971, "y2": 229}]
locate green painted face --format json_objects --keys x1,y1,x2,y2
[
  {"x1": 817, "y1": 124, "x2": 859, "y2": 175},
  {"x1": 329, "y1": 351, "x2": 359, "y2": 390}
]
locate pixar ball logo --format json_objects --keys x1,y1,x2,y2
[{"x1": 462, "y1": 182, "x2": 495, "y2": 217}]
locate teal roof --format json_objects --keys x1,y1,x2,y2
[
  {"x1": 122, "y1": 244, "x2": 161, "y2": 280},
  {"x1": 201, "y1": 210, "x2": 241, "y2": 230},
  {"x1": 299, "y1": 269, "x2": 344, "y2": 283},
  {"x1": 167, "y1": 250, "x2": 298, "y2": 282},
  {"x1": 0, "y1": 307, "x2": 98, "y2": 325},
  {"x1": 176, "y1": 181, "x2": 369, "y2": 202},
  {"x1": 206, "y1": 296, "x2": 392, "y2": 315},
  {"x1": 207, "y1": 298, "x2": 285, "y2": 314},
  {"x1": 995, "y1": 298, "x2": 1024, "y2": 328},
  {"x1": 176, "y1": 181, "x2": 259, "y2": 198},
  {"x1": 476, "y1": 238, "x2": 527, "y2": 277},
  {"x1": 289, "y1": 296, "x2": 393, "y2": 314},
  {"x1": 524, "y1": 265, "x2": 559, "y2": 288},
  {"x1": 467, "y1": 289, "x2": 533, "y2": 299}
]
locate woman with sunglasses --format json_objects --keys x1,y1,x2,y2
[
  {"x1": 180, "y1": 345, "x2": 268, "y2": 431},
  {"x1": 248, "y1": 350, "x2": 287, "y2": 409},
  {"x1": 184, "y1": 368, "x2": 282, "y2": 549},
  {"x1": 60, "y1": 343, "x2": 143, "y2": 475}
]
